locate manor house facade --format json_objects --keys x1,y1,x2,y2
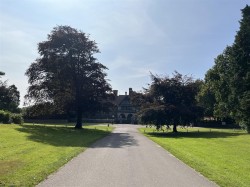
[{"x1": 113, "y1": 88, "x2": 137, "y2": 124}]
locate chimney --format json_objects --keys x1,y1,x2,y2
[
  {"x1": 113, "y1": 90, "x2": 118, "y2": 96},
  {"x1": 129, "y1": 88, "x2": 133, "y2": 95}
]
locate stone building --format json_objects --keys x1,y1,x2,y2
[
  {"x1": 113, "y1": 88, "x2": 137, "y2": 124},
  {"x1": 87, "y1": 88, "x2": 137, "y2": 124}
]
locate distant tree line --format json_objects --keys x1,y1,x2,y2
[{"x1": 0, "y1": 71, "x2": 23, "y2": 124}]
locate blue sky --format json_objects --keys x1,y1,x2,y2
[{"x1": 0, "y1": 0, "x2": 248, "y2": 106}]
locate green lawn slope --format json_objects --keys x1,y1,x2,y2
[{"x1": 0, "y1": 124, "x2": 113, "y2": 186}]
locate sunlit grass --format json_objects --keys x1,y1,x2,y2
[
  {"x1": 0, "y1": 123, "x2": 114, "y2": 186},
  {"x1": 139, "y1": 127, "x2": 250, "y2": 187}
]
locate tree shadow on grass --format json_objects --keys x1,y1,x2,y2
[
  {"x1": 15, "y1": 125, "x2": 111, "y2": 147},
  {"x1": 145, "y1": 131, "x2": 248, "y2": 139},
  {"x1": 15, "y1": 125, "x2": 138, "y2": 148}
]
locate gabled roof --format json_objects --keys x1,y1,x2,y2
[{"x1": 114, "y1": 95, "x2": 129, "y2": 106}]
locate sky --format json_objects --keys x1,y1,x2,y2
[{"x1": 0, "y1": 0, "x2": 249, "y2": 107}]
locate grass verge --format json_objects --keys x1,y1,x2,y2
[
  {"x1": 0, "y1": 123, "x2": 114, "y2": 186},
  {"x1": 139, "y1": 127, "x2": 250, "y2": 187}
]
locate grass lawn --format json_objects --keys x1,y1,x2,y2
[
  {"x1": 139, "y1": 127, "x2": 250, "y2": 187},
  {"x1": 0, "y1": 123, "x2": 114, "y2": 186}
]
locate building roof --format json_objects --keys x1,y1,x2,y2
[{"x1": 114, "y1": 95, "x2": 129, "y2": 106}]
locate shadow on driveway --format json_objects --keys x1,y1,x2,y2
[
  {"x1": 15, "y1": 125, "x2": 138, "y2": 148},
  {"x1": 91, "y1": 132, "x2": 139, "y2": 148}
]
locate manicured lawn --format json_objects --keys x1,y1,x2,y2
[
  {"x1": 139, "y1": 127, "x2": 250, "y2": 187},
  {"x1": 0, "y1": 123, "x2": 114, "y2": 186}
]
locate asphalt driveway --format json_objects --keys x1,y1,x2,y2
[{"x1": 37, "y1": 124, "x2": 217, "y2": 187}]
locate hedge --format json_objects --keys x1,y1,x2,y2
[{"x1": 0, "y1": 110, "x2": 23, "y2": 124}]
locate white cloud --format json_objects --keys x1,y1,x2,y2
[
  {"x1": 87, "y1": 0, "x2": 166, "y2": 49},
  {"x1": 108, "y1": 56, "x2": 133, "y2": 70}
]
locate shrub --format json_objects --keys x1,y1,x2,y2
[
  {"x1": 0, "y1": 110, "x2": 24, "y2": 124},
  {"x1": 0, "y1": 110, "x2": 11, "y2": 124},
  {"x1": 11, "y1": 113, "x2": 24, "y2": 124}
]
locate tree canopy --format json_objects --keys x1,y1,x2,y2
[
  {"x1": 25, "y1": 25, "x2": 112, "y2": 128},
  {"x1": 132, "y1": 72, "x2": 203, "y2": 132},
  {"x1": 199, "y1": 5, "x2": 250, "y2": 132},
  {"x1": 0, "y1": 72, "x2": 20, "y2": 113}
]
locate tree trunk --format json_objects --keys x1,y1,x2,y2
[
  {"x1": 173, "y1": 123, "x2": 178, "y2": 133},
  {"x1": 75, "y1": 104, "x2": 83, "y2": 129},
  {"x1": 74, "y1": 81, "x2": 83, "y2": 129},
  {"x1": 246, "y1": 124, "x2": 250, "y2": 134}
]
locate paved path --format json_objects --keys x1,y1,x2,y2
[{"x1": 37, "y1": 125, "x2": 217, "y2": 187}]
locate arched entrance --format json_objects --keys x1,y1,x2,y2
[
  {"x1": 119, "y1": 113, "x2": 126, "y2": 123},
  {"x1": 127, "y1": 114, "x2": 133, "y2": 123}
]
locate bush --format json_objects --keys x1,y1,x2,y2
[
  {"x1": 0, "y1": 110, "x2": 24, "y2": 124},
  {"x1": 11, "y1": 113, "x2": 24, "y2": 124},
  {"x1": 0, "y1": 110, "x2": 11, "y2": 124}
]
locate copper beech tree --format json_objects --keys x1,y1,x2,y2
[{"x1": 132, "y1": 72, "x2": 203, "y2": 133}]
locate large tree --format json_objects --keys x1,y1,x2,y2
[
  {"x1": 230, "y1": 5, "x2": 250, "y2": 131},
  {"x1": 132, "y1": 72, "x2": 203, "y2": 132},
  {"x1": 25, "y1": 26, "x2": 112, "y2": 128},
  {"x1": 196, "y1": 80, "x2": 216, "y2": 117},
  {"x1": 201, "y1": 5, "x2": 250, "y2": 132}
]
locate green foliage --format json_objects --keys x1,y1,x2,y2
[
  {"x1": 132, "y1": 72, "x2": 203, "y2": 132},
  {"x1": 11, "y1": 113, "x2": 24, "y2": 124},
  {"x1": 25, "y1": 25, "x2": 112, "y2": 129},
  {"x1": 0, "y1": 110, "x2": 23, "y2": 124},
  {"x1": 201, "y1": 5, "x2": 250, "y2": 132},
  {"x1": 0, "y1": 72, "x2": 20, "y2": 113},
  {"x1": 22, "y1": 102, "x2": 66, "y2": 120},
  {"x1": 0, "y1": 110, "x2": 11, "y2": 124},
  {"x1": 196, "y1": 81, "x2": 216, "y2": 116}
]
